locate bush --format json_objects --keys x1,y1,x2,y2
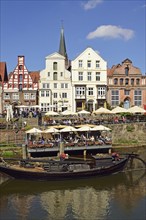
[{"x1": 126, "y1": 125, "x2": 135, "y2": 132}]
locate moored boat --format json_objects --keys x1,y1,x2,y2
[{"x1": 0, "y1": 154, "x2": 130, "y2": 181}]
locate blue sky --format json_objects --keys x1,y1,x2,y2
[{"x1": 1, "y1": 0, "x2": 146, "y2": 74}]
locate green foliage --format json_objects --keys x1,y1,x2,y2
[
  {"x1": 116, "y1": 138, "x2": 138, "y2": 144},
  {"x1": 2, "y1": 151, "x2": 14, "y2": 157},
  {"x1": 126, "y1": 125, "x2": 135, "y2": 132}
]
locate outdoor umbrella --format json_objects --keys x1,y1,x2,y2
[
  {"x1": 93, "y1": 107, "x2": 112, "y2": 114},
  {"x1": 45, "y1": 111, "x2": 60, "y2": 116},
  {"x1": 61, "y1": 110, "x2": 77, "y2": 116},
  {"x1": 59, "y1": 126, "x2": 77, "y2": 132},
  {"x1": 111, "y1": 106, "x2": 128, "y2": 114},
  {"x1": 91, "y1": 125, "x2": 111, "y2": 131},
  {"x1": 25, "y1": 128, "x2": 43, "y2": 134},
  {"x1": 127, "y1": 106, "x2": 146, "y2": 114},
  {"x1": 77, "y1": 110, "x2": 90, "y2": 115},
  {"x1": 44, "y1": 127, "x2": 59, "y2": 133}
]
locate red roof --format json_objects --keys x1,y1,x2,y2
[
  {"x1": 0, "y1": 62, "x2": 8, "y2": 82},
  {"x1": 29, "y1": 71, "x2": 40, "y2": 83}
]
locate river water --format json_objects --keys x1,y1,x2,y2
[
  {"x1": 0, "y1": 154, "x2": 146, "y2": 220},
  {"x1": 0, "y1": 170, "x2": 146, "y2": 220}
]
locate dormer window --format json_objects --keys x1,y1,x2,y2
[
  {"x1": 125, "y1": 65, "x2": 129, "y2": 76},
  {"x1": 53, "y1": 62, "x2": 57, "y2": 70}
]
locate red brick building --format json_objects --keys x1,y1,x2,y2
[
  {"x1": 2, "y1": 56, "x2": 40, "y2": 110},
  {"x1": 107, "y1": 58, "x2": 146, "y2": 109}
]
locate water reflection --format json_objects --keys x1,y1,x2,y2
[{"x1": 0, "y1": 170, "x2": 146, "y2": 220}]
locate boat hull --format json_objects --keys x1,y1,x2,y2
[{"x1": 0, "y1": 158, "x2": 128, "y2": 181}]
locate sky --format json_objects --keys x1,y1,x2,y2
[{"x1": 0, "y1": 0, "x2": 146, "y2": 74}]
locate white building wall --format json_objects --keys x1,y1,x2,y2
[
  {"x1": 71, "y1": 47, "x2": 107, "y2": 112},
  {"x1": 39, "y1": 52, "x2": 72, "y2": 112}
]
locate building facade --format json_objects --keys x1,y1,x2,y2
[
  {"x1": 107, "y1": 58, "x2": 146, "y2": 108},
  {"x1": 71, "y1": 47, "x2": 107, "y2": 112},
  {"x1": 39, "y1": 28, "x2": 72, "y2": 112},
  {"x1": 39, "y1": 52, "x2": 72, "y2": 112},
  {"x1": 3, "y1": 56, "x2": 40, "y2": 111}
]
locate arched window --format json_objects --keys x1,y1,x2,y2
[
  {"x1": 53, "y1": 72, "x2": 58, "y2": 80},
  {"x1": 131, "y1": 78, "x2": 134, "y2": 86},
  {"x1": 136, "y1": 78, "x2": 140, "y2": 85},
  {"x1": 114, "y1": 78, "x2": 118, "y2": 85},
  {"x1": 53, "y1": 62, "x2": 57, "y2": 70},
  {"x1": 125, "y1": 78, "x2": 129, "y2": 85},
  {"x1": 125, "y1": 65, "x2": 129, "y2": 76},
  {"x1": 19, "y1": 65, "x2": 23, "y2": 70},
  {"x1": 120, "y1": 78, "x2": 123, "y2": 85}
]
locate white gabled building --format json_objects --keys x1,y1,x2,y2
[
  {"x1": 71, "y1": 47, "x2": 107, "y2": 112},
  {"x1": 39, "y1": 28, "x2": 72, "y2": 113}
]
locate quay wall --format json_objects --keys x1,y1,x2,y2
[{"x1": 0, "y1": 121, "x2": 146, "y2": 147}]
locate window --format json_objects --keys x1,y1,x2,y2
[
  {"x1": 96, "y1": 60, "x2": 100, "y2": 68},
  {"x1": 120, "y1": 78, "x2": 123, "y2": 85},
  {"x1": 114, "y1": 78, "x2": 118, "y2": 85},
  {"x1": 76, "y1": 87, "x2": 85, "y2": 96},
  {"x1": 41, "y1": 91, "x2": 45, "y2": 97},
  {"x1": 134, "y1": 90, "x2": 142, "y2": 106},
  {"x1": 61, "y1": 83, "x2": 68, "y2": 88},
  {"x1": 19, "y1": 74, "x2": 23, "y2": 82},
  {"x1": 125, "y1": 66, "x2": 129, "y2": 76},
  {"x1": 19, "y1": 84, "x2": 22, "y2": 91},
  {"x1": 30, "y1": 93, "x2": 35, "y2": 100},
  {"x1": 8, "y1": 84, "x2": 12, "y2": 88},
  {"x1": 48, "y1": 72, "x2": 50, "y2": 77},
  {"x1": 13, "y1": 93, "x2": 19, "y2": 100},
  {"x1": 88, "y1": 88, "x2": 93, "y2": 95},
  {"x1": 78, "y1": 60, "x2": 83, "y2": 68},
  {"x1": 62, "y1": 93, "x2": 67, "y2": 98},
  {"x1": 46, "y1": 91, "x2": 50, "y2": 97},
  {"x1": 131, "y1": 78, "x2": 134, "y2": 86},
  {"x1": 53, "y1": 62, "x2": 57, "y2": 70},
  {"x1": 136, "y1": 78, "x2": 140, "y2": 85},
  {"x1": 98, "y1": 87, "x2": 105, "y2": 96},
  {"x1": 87, "y1": 60, "x2": 91, "y2": 68},
  {"x1": 42, "y1": 83, "x2": 50, "y2": 89},
  {"x1": 24, "y1": 93, "x2": 29, "y2": 100},
  {"x1": 54, "y1": 83, "x2": 57, "y2": 88},
  {"x1": 54, "y1": 93, "x2": 57, "y2": 98},
  {"x1": 124, "y1": 90, "x2": 130, "y2": 95},
  {"x1": 96, "y1": 72, "x2": 100, "y2": 81},
  {"x1": 3, "y1": 93, "x2": 10, "y2": 99},
  {"x1": 53, "y1": 72, "x2": 57, "y2": 80},
  {"x1": 19, "y1": 65, "x2": 23, "y2": 70},
  {"x1": 111, "y1": 90, "x2": 119, "y2": 106},
  {"x1": 87, "y1": 72, "x2": 92, "y2": 81},
  {"x1": 78, "y1": 72, "x2": 83, "y2": 81},
  {"x1": 60, "y1": 72, "x2": 63, "y2": 77},
  {"x1": 125, "y1": 78, "x2": 129, "y2": 85}
]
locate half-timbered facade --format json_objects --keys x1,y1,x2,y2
[{"x1": 3, "y1": 56, "x2": 40, "y2": 110}]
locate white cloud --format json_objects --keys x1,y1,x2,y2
[
  {"x1": 82, "y1": 0, "x2": 103, "y2": 10},
  {"x1": 87, "y1": 25, "x2": 134, "y2": 40}
]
